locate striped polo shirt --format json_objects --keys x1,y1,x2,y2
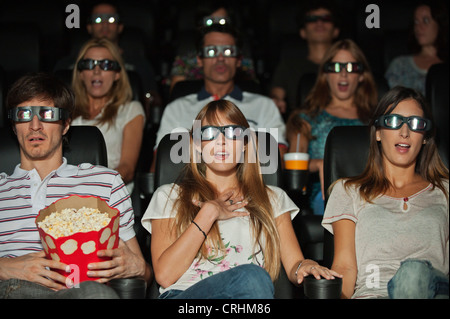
[{"x1": 0, "y1": 158, "x2": 135, "y2": 258}]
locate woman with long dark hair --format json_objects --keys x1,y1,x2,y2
[
  {"x1": 286, "y1": 39, "x2": 378, "y2": 215},
  {"x1": 323, "y1": 86, "x2": 448, "y2": 299},
  {"x1": 385, "y1": 1, "x2": 448, "y2": 95}
]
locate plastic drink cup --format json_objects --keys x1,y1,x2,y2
[{"x1": 284, "y1": 152, "x2": 309, "y2": 170}]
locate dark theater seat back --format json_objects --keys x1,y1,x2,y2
[{"x1": 0, "y1": 126, "x2": 107, "y2": 176}]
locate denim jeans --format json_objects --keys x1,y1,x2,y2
[
  {"x1": 388, "y1": 259, "x2": 449, "y2": 299},
  {"x1": 159, "y1": 264, "x2": 274, "y2": 299},
  {"x1": 312, "y1": 191, "x2": 324, "y2": 216},
  {"x1": 0, "y1": 279, "x2": 119, "y2": 299}
]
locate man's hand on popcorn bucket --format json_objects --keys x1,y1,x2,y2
[
  {"x1": 86, "y1": 238, "x2": 150, "y2": 283},
  {"x1": 0, "y1": 251, "x2": 70, "y2": 290}
]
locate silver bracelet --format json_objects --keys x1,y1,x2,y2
[{"x1": 294, "y1": 260, "x2": 304, "y2": 276}]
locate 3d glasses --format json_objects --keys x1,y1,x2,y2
[
  {"x1": 203, "y1": 16, "x2": 230, "y2": 26},
  {"x1": 8, "y1": 106, "x2": 69, "y2": 122},
  {"x1": 77, "y1": 59, "x2": 121, "y2": 71},
  {"x1": 375, "y1": 114, "x2": 432, "y2": 132},
  {"x1": 305, "y1": 14, "x2": 333, "y2": 23},
  {"x1": 199, "y1": 125, "x2": 247, "y2": 141},
  {"x1": 91, "y1": 13, "x2": 119, "y2": 24},
  {"x1": 324, "y1": 62, "x2": 364, "y2": 73},
  {"x1": 200, "y1": 45, "x2": 239, "y2": 58}
]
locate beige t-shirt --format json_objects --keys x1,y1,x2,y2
[
  {"x1": 141, "y1": 183, "x2": 299, "y2": 294},
  {"x1": 323, "y1": 179, "x2": 449, "y2": 299}
]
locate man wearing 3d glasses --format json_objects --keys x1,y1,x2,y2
[
  {"x1": 270, "y1": 1, "x2": 340, "y2": 116},
  {"x1": 0, "y1": 73, "x2": 152, "y2": 298},
  {"x1": 151, "y1": 23, "x2": 287, "y2": 172}
]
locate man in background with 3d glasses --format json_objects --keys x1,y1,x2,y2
[
  {"x1": 151, "y1": 23, "x2": 287, "y2": 172},
  {"x1": 270, "y1": 1, "x2": 340, "y2": 116}
]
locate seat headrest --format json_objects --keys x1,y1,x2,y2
[
  {"x1": 0, "y1": 126, "x2": 107, "y2": 176},
  {"x1": 323, "y1": 125, "x2": 370, "y2": 197},
  {"x1": 154, "y1": 131, "x2": 282, "y2": 189}
]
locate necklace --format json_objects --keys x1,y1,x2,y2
[{"x1": 403, "y1": 197, "x2": 409, "y2": 211}]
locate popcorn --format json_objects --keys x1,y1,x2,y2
[
  {"x1": 36, "y1": 195, "x2": 120, "y2": 283},
  {"x1": 37, "y1": 207, "x2": 111, "y2": 238}
]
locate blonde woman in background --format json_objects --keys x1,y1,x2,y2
[{"x1": 71, "y1": 38, "x2": 145, "y2": 192}]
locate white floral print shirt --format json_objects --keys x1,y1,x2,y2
[{"x1": 141, "y1": 183, "x2": 299, "y2": 293}]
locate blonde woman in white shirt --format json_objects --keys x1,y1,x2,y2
[
  {"x1": 142, "y1": 100, "x2": 340, "y2": 298},
  {"x1": 71, "y1": 38, "x2": 145, "y2": 191}
]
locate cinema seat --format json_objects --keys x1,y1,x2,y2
[
  {"x1": 0, "y1": 125, "x2": 108, "y2": 176},
  {"x1": 426, "y1": 63, "x2": 449, "y2": 168},
  {"x1": 322, "y1": 125, "x2": 370, "y2": 268}
]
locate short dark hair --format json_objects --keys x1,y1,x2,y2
[
  {"x1": 296, "y1": 0, "x2": 339, "y2": 29},
  {"x1": 86, "y1": 0, "x2": 122, "y2": 25},
  {"x1": 6, "y1": 72, "x2": 75, "y2": 119},
  {"x1": 196, "y1": 24, "x2": 242, "y2": 56}
]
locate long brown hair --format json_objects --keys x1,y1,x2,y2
[
  {"x1": 302, "y1": 39, "x2": 377, "y2": 122},
  {"x1": 172, "y1": 100, "x2": 281, "y2": 280},
  {"x1": 71, "y1": 38, "x2": 132, "y2": 125},
  {"x1": 341, "y1": 86, "x2": 448, "y2": 202}
]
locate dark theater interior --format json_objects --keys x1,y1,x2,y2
[{"x1": 0, "y1": 0, "x2": 448, "y2": 303}]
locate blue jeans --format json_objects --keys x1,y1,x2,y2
[
  {"x1": 312, "y1": 191, "x2": 324, "y2": 215},
  {"x1": 388, "y1": 259, "x2": 449, "y2": 299},
  {"x1": 159, "y1": 264, "x2": 274, "y2": 299},
  {"x1": 0, "y1": 279, "x2": 119, "y2": 299}
]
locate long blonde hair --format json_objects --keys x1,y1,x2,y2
[
  {"x1": 172, "y1": 100, "x2": 281, "y2": 280},
  {"x1": 71, "y1": 38, "x2": 132, "y2": 125}
]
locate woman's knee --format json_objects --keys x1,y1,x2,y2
[
  {"x1": 233, "y1": 264, "x2": 274, "y2": 298},
  {"x1": 388, "y1": 259, "x2": 436, "y2": 299}
]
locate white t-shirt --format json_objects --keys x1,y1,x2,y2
[
  {"x1": 72, "y1": 101, "x2": 145, "y2": 171},
  {"x1": 322, "y1": 179, "x2": 449, "y2": 299},
  {"x1": 154, "y1": 88, "x2": 287, "y2": 149},
  {"x1": 141, "y1": 183, "x2": 299, "y2": 294}
]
